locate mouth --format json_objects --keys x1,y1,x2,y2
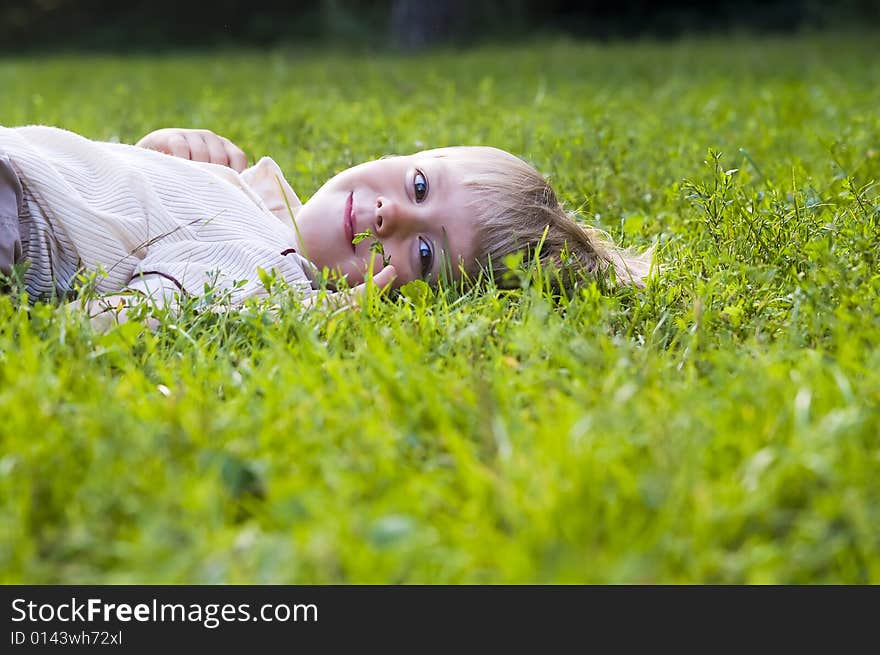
[{"x1": 344, "y1": 191, "x2": 355, "y2": 253}]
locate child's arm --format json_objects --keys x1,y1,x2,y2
[
  {"x1": 136, "y1": 129, "x2": 303, "y2": 224},
  {"x1": 136, "y1": 128, "x2": 248, "y2": 172},
  {"x1": 69, "y1": 293, "x2": 160, "y2": 332},
  {"x1": 76, "y1": 266, "x2": 398, "y2": 331}
]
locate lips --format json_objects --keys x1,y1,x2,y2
[{"x1": 344, "y1": 191, "x2": 355, "y2": 253}]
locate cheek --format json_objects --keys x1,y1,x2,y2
[
  {"x1": 297, "y1": 190, "x2": 337, "y2": 230},
  {"x1": 382, "y1": 240, "x2": 409, "y2": 270}
]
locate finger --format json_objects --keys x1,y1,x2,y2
[
  {"x1": 203, "y1": 134, "x2": 230, "y2": 167},
  {"x1": 350, "y1": 264, "x2": 396, "y2": 297},
  {"x1": 166, "y1": 133, "x2": 191, "y2": 159},
  {"x1": 136, "y1": 128, "x2": 169, "y2": 150},
  {"x1": 371, "y1": 264, "x2": 398, "y2": 290},
  {"x1": 185, "y1": 133, "x2": 211, "y2": 163},
  {"x1": 223, "y1": 140, "x2": 248, "y2": 172}
]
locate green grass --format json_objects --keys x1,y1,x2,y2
[{"x1": 1, "y1": 32, "x2": 879, "y2": 583}]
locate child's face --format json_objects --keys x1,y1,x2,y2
[{"x1": 293, "y1": 151, "x2": 479, "y2": 286}]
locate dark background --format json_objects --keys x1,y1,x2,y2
[{"x1": 1, "y1": 0, "x2": 879, "y2": 53}]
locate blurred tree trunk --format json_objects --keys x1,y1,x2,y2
[{"x1": 390, "y1": 0, "x2": 465, "y2": 50}]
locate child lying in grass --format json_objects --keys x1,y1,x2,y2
[{"x1": 0, "y1": 125, "x2": 653, "y2": 321}]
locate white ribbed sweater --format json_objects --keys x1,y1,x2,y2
[{"x1": 0, "y1": 125, "x2": 316, "y2": 304}]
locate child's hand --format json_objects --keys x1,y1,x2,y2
[
  {"x1": 301, "y1": 265, "x2": 398, "y2": 312},
  {"x1": 135, "y1": 128, "x2": 248, "y2": 172},
  {"x1": 352, "y1": 264, "x2": 398, "y2": 301}
]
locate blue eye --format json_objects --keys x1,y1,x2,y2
[
  {"x1": 413, "y1": 170, "x2": 428, "y2": 202},
  {"x1": 418, "y1": 237, "x2": 434, "y2": 278}
]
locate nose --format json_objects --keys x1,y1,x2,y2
[{"x1": 374, "y1": 196, "x2": 413, "y2": 237}]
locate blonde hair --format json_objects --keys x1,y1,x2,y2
[{"x1": 426, "y1": 146, "x2": 654, "y2": 289}]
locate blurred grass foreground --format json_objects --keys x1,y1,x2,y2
[{"x1": 0, "y1": 31, "x2": 879, "y2": 582}]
